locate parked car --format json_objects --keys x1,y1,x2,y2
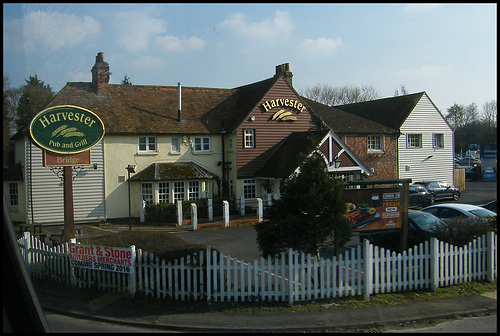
[
  {"x1": 421, "y1": 203, "x2": 496, "y2": 222},
  {"x1": 409, "y1": 185, "x2": 433, "y2": 208},
  {"x1": 361, "y1": 210, "x2": 445, "y2": 250},
  {"x1": 479, "y1": 200, "x2": 497, "y2": 213},
  {"x1": 413, "y1": 181, "x2": 460, "y2": 203}
]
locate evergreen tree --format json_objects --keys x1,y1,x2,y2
[
  {"x1": 15, "y1": 74, "x2": 54, "y2": 133},
  {"x1": 255, "y1": 153, "x2": 352, "y2": 258}
]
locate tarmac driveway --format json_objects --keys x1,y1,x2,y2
[
  {"x1": 173, "y1": 181, "x2": 497, "y2": 263},
  {"x1": 175, "y1": 225, "x2": 262, "y2": 262}
]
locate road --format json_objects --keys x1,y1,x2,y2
[{"x1": 384, "y1": 313, "x2": 497, "y2": 333}]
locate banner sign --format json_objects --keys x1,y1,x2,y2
[
  {"x1": 29, "y1": 105, "x2": 105, "y2": 154},
  {"x1": 69, "y1": 243, "x2": 135, "y2": 274},
  {"x1": 345, "y1": 187, "x2": 402, "y2": 232},
  {"x1": 43, "y1": 150, "x2": 91, "y2": 167}
]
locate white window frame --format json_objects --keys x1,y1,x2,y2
[
  {"x1": 433, "y1": 133, "x2": 444, "y2": 148},
  {"x1": 9, "y1": 182, "x2": 19, "y2": 209},
  {"x1": 158, "y1": 182, "x2": 170, "y2": 203},
  {"x1": 141, "y1": 183, "x2": 153, "y2": 204},
  {"x1": 138, "y1": 136, "x2": 157, "y2": 153},
  {"x1": 244, "y1": 129, "x2": 255, "y2": 148},
  {"x1": 171, "y1": 137, "x2": 180, "y2": 153},
  {"x1": 193, "y1": 136, "x2": 211, "y2": 152},
  {"x1": 243, "y1": 179, "x2": 256, "y2": 199},
  {"x1": 173, "y1": 181, "x2": 185, "y2": 202},
  {"x1": 406, "y1": 134, "x2": 422, "y2": 148},
  {"x1": 188, "y1": 181, "x2": 200, "y2": 200},
  {"x1": 367, "y1": 135, "x2": 384, "y2": 153}
]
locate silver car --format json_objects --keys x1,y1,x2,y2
[{"x1": 421, "y1": 203, "x2": 496, "y2": 221}]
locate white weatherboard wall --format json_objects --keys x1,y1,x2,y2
[
  {"x1": 398, "y1": 94, "x2": 454, "y2": 184},
  {"x1": 25, "y1": 138, "x2": 105, "y2": 224}
]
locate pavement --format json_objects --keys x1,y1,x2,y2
[{"x1": 38, "y1": 290, "x2": 496, "y2": 332}]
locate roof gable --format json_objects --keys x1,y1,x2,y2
[
  {"x1": 334, "y1": 92, "x2": 425, "y2": 130},
  {"x1": 301, "y1": 97, "x2": 398, "y2": 135}
]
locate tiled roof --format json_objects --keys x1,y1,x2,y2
[
  {"x1": 334, "y1": 92, "x2": 426, "y2": 130},
  {"x1": 256, "y1": 130, "x2": 330, "y2": 178},
  {"x1": 301, "y1": 97, "x2": 398, "y2": 135},
  {"x1": 45, "y1": 77, "x2": 278, "y2": 135},
  {"x1": 130, "y1": 162, "x2": 218, "y2": 181}
]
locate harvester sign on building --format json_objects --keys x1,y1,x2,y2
[{"x1": 69, "y1": 243, "x2": 135, "y2": 274}]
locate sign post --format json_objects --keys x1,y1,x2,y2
[{"x1": 29, "y1": 105, "x2": 105, "y2": 241}]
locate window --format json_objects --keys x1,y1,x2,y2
[
  {"x1": 173, "y1": 181, "x2": 185, "y2": 202},
  {"x1": 171, "y1": 137, "x2": 180, "y2": 153},
  {"x1": 243, "y1": 179, "x2": 256, "y2": 199},
  {"x1": 138, "y1": 136, "x2": 157, "y2": 152},
  {"x1": 367, "y1": 135, "x2": 383, "y2": 152},
  {"x1": 244, "y1": 129, "x2": 255, "y2": 148},
  {"x1": 433, "y1": 133, "x2": 444, "y2": 148},
  {"x1": 188, "y1": 181, "x2": 200, "y2": 200},
  {"x1": 9, "y1": 183, "x2": 18, "y2": 209},
  {"x1": 228, "y1": 138, "x2": 233, "y2": 150},
  {"x1": 141, "y1": 183, "x2": 153, "y2": 204},
  {"x1": 194, "y1": 136, "x2": 210, "y2": 152},
  {"x1": 407, "y1": 134, "x2": 422, "y2": 148},
  {"x1": 158, "y1": 182, "x2": 170, "y2": 203}
]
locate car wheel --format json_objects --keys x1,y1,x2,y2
[{"x1": 453, "y1": 192, "x2": 460, "y2": 201}]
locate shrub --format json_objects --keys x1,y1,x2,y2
[{"x1": 430, "y1": 216, "x2": 496, "y2": 246}]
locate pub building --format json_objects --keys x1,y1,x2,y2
[{"x1": 6, "y1": 52, "x2": 371, "y2": 225}]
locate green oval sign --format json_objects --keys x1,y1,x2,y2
[{"x1": 29, "y1": 105, "x2": 105, "y2": 154}]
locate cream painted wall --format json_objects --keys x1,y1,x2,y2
[{"x1": 103, "y1": 134, "x2": 229, "y2": 219}]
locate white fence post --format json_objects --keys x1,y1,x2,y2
[
  {"x1": 129, "y1": 245, "x2": 136, "y2": 297},
  {"x1": 363, "y1": 238, "x2": 372, "y2": 299},
  {"x1": 191, "y1": 203, "x2": 198, "y2": 231},
  {"x1": 208, "y1": 198, "x2": 213, "y2": 222},
  {"x1": 240, "y1": 196, "x2": 245, "y2": 216},
  {"x1": 23, "y1": 231, "x2": 31, "y2": 274},
  {"x1": 257, "y1": 198, "x2": 263, "y2": 223},
  {"x1": 223, "y1": 201, "x2": 229, "y2": 227},
  {"x1": 69, "y1": 238, "x2": 77, "y2": 287},
  {"x1": 140, "y1": 200, "x2": 146, "y2": 222},
  {"x1": 206, "y1": 246, "x2": 211, "y2": 303},
  {"x1": 177, "y1": 200, "x2": 183, "y2": 226},
  {"x1": 486, "y1": 231, "x2": 495, "y2": 282},
  {"x1": 430, "y1": 237, "x2": 439, "y2": 292}
]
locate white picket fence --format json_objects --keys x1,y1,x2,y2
[{"x1": 18, "y1": 231, "x2": 496, "y2": 305}]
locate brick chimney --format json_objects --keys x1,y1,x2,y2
[
  {"x1": 91, "y1": 52, "x2": 110, "y2": 94},
  {"x1": 274, "y1": 63, "x2": 293, "y2": 86}
]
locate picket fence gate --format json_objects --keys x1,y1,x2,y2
[{"x1": 18, "y1": 231, "x2": 496, "y2": 305}]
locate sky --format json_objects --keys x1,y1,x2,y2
[{"x1": 3, "y1": 3, "x2": 497, "y2": 115}]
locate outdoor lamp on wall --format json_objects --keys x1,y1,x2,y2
[{"x1": 333, "y1": 156, "x2": 342, "y2": 169}]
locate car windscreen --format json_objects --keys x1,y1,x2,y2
[
  {"x1": 469, "y1": 208, "x2": 497, "y2": 218},
  {"x1": 408, "y1": 212, "x2": 443, "y2": 231}
]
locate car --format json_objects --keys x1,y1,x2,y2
[
  {"x1": 420, "y1": 203, "x2": 496, "y2": 221},
  {"x1": 413, "y1": 181, "x2": 460, "y2": 203},
  {"x1": 409, "y1": 185, "x2": 433, "y2": 208},
  {"x1": 361, "y1": 210, "x2": 445, "y2": 251},
  {"x1": 480, "y1": 200, "x2": 497, "y2": 213}
]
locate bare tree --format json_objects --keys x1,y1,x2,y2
[
  {"x1": 481, "y1": 100, "x2": 497, "y2": 135},
  {"x1": 301, "y1": 83, "x2": 379, "y2": 106}
]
